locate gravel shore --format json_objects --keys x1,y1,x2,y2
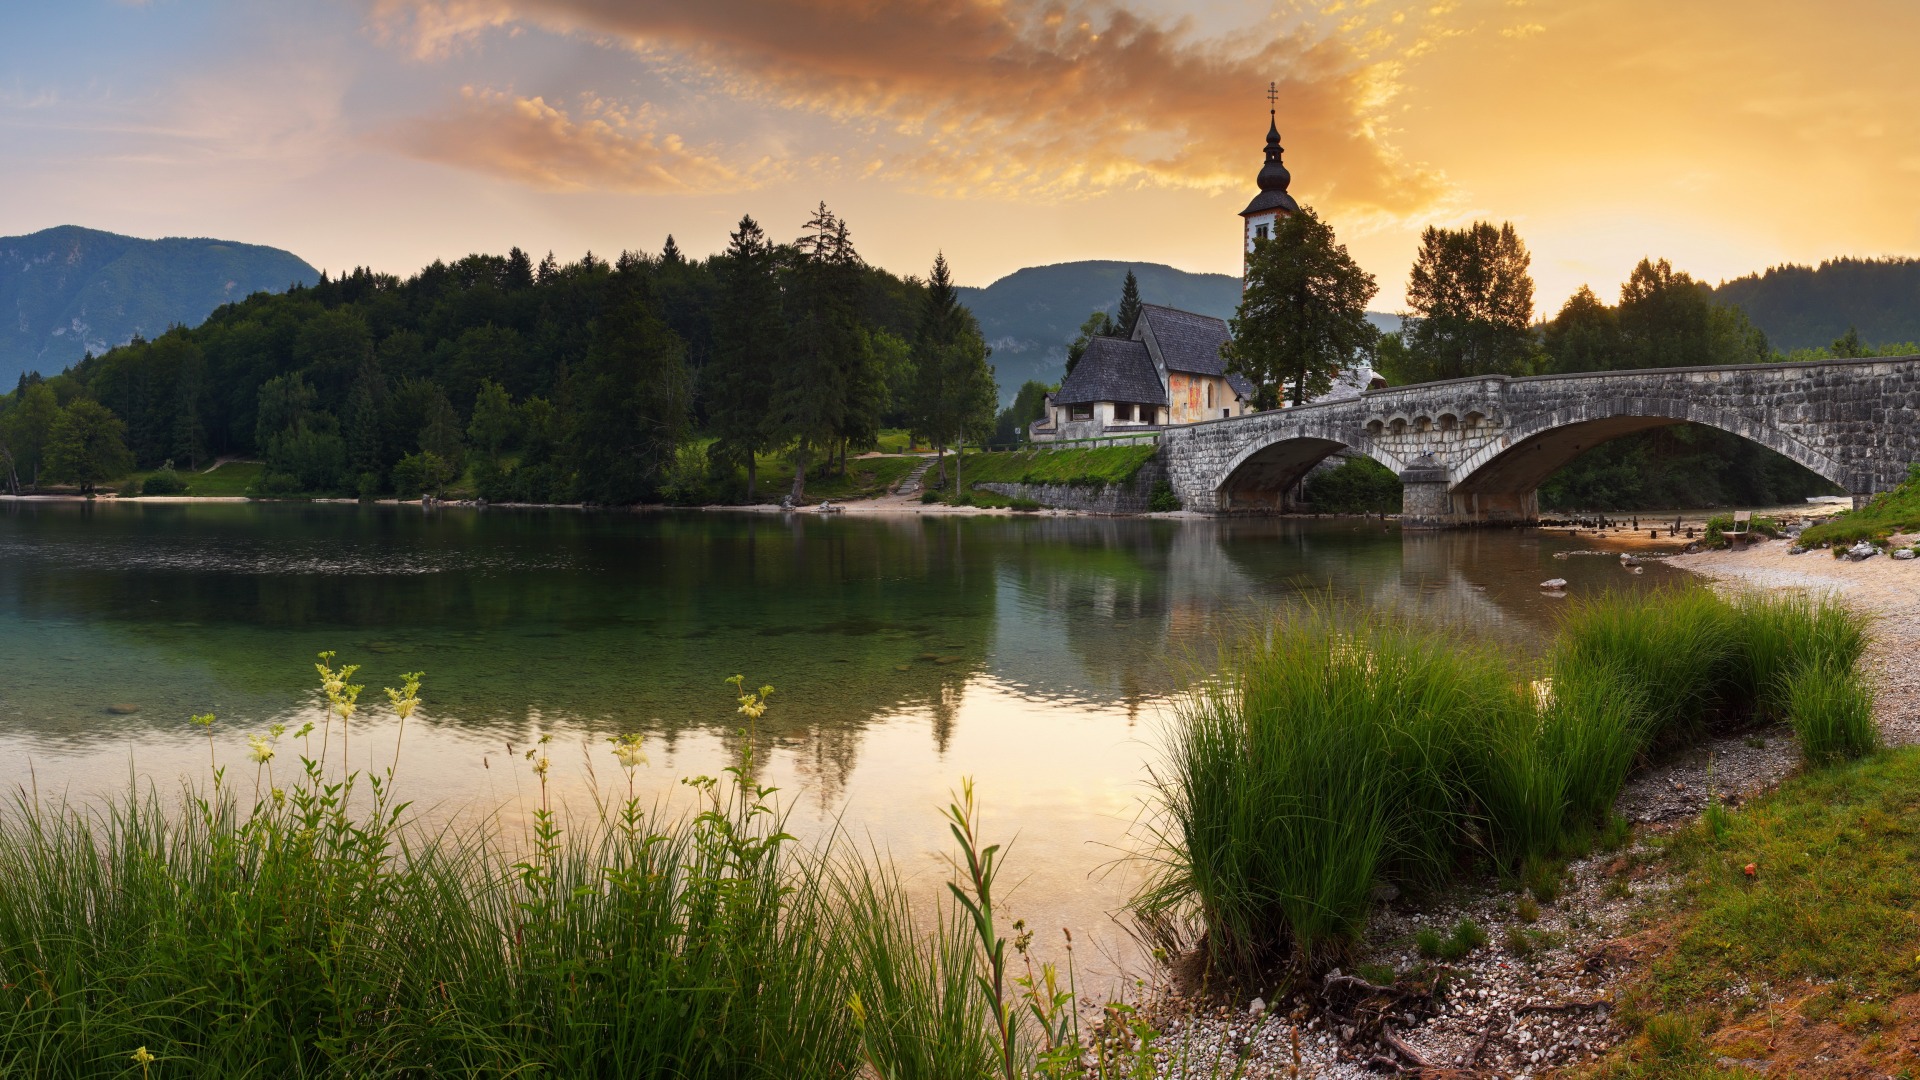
[{"x1": 1133, "y1": 533, "x2": 1920, "y2": 1078}]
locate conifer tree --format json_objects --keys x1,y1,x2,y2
[
  {"x1": 780, "y1": 203, "x2": 865, "y2": 502},
  {"x1": 568, "y1": 267, "x2": 692, "y2": 503},
  {"x1": 910, "y1": 253, "x2": 997, "y2": 493},
  {"x1": 1117, "y1": 269, "x2": 1144, "y2": 337},
  {"x1": 706, "y1": 215, "x2": 783, "y2": 498}
]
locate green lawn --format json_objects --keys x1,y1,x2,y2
[
  {"x1": 941, "y1": 444, "x2": 1159, "y2": 489},
  {"x1": 1799, "y1": 466, "x2": 1920, "y2": 546},
  {"x1": 1582, "y1": 747, "x2": 1920, "y2": 1077},
  {"x1": 119, "y1": 460, "x2": 265, "y2": 497}
]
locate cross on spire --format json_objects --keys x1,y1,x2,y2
[{"x1": 1267, "y1": 81, "x2": 1277, "y2": 114}]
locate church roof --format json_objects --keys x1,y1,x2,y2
[
  {"x1": 1054, "y1": 337, "x2": 1167, "y2": 406},
  {"x1": 1241, "y1": 113, "x2": 1299, "y2": 217},
  {"x1": 1137, "y1": 304, "x2": 1255, "y2": 399}
]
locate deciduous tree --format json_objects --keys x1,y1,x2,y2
[
  {"x1": 44, "y1": 399, "x2": 135, "y2": 494},
  {"x1": 1224, "y1": 206, "x2": 1378, "y2": 407},
  {"x1": 1392, "y1": 221, "x2": 1538, "y2": 382}
]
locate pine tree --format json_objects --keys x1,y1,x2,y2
[
  {"x1": 706, "y1": 215, "x2": 783, "y2": 499},
  {"x1": 567, "y1": 269, "x2": 692, "y2": 503},
  {"x1": 779, "y1": 203, "x2": 865, "y2": 502},
  {"x1": 504, "y1": 247, "x2": 535, "y2": 290},
  {"x1": 345, "y1": 362, "x2": 386, "y2": 479},
  {"x1": 910, "y1": 253, "x2": 997, "y2": 493},
  {"x1": 1117, "y1": 269, "x2": 1144, "y2": 337},
  {"x1": 660, "y1": 235, "x2": 684, "y2": 266}
]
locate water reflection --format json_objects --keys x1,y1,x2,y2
[{"x1": 0, "y1": 501, "x2": 1679, "y2": 987}]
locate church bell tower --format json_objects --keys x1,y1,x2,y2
[{"x1": 1241, "y1": 83, "x2": 1299, "y2": 274}]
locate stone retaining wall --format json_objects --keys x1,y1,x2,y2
[{"x1": 976, "y1": 459, "x2": 1169, "y2": 514}]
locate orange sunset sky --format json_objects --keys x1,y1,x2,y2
[{"x1": 5, "y1": 0, "x2": 1918, "y2": 315}]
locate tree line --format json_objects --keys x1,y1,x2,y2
[{"x1": 0, "y1": 204, "x2": 997, "y2": 503}]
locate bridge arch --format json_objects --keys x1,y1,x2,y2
[
  {"x1": 1214, "y1": 427, "x2": 1408, "y2": 510},
  {"x1": 1451, "y1": 401, "x2": 1850, "y2": 499}
]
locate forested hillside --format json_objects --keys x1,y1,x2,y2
[
  {"x1": 0, "y1": 208, "x2": 998, "y2": 505},
  {"x1": 1713, "y1": 257, "x2": 1920, "y2": 352},
  {"x1": 0, "y1": 226, "x2": 318, "y2": 387}
]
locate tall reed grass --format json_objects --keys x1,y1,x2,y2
[
  {"x1": 1138, "y1": 585, "x2": 1875, "y2": 985},
  {"x1": 0, "y1": 664, "x2": 1235, "y2": 1079}
]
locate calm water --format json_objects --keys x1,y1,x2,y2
[{"x1": 0, "y1": 502, "x2": 1675, "y2": 983}]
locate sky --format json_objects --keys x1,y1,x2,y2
[{"x1": 4, "y1": 0, "x2": 1919, "y2": 316}]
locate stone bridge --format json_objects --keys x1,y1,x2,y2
[{"x1": 1159, "y1": 356, "x2": 1920, "y2": 526}]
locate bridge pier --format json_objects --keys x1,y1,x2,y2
[{"x1": 1400, "y1": 467, "x2": 1540, "y2": 529}]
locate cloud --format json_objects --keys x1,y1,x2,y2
[
  {"x1": 368, "y1": 0, "x2": 1447, "y2": 216},
  {"x1": 381, "y1": 86, "x2": 750, "y2": 193}
]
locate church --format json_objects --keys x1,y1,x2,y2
[{"x1": 1030, "y1": 107, "x2": 1303, "y2": 443}]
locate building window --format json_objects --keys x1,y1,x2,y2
[
  {"x1": 1113, "y1": 403, "x2": 1132, "y2": 422},
  {"x1": 1069, "y1": 404, "x2": 1093, "y2": 421},
  {"x1": 1255, "y1": 223, "x2": 1269, "y2": 240},
  {"x1": 1205, "y1": 381, "x2": 1214, "y2": 408}
]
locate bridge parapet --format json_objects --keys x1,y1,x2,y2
[{"x1": 1157, "y1": 356, "x2": 1920, "y2": 526}]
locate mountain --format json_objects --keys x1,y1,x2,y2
[
  {"x1": 958, "y1": 259, "x2": 1398, "y2": 399},
  {"x1": 0, "y1": 226, "x2": 318, "y2": 387},
  {"x1": 1712, "y1": 257, "x2": 1920, "y2": 352}
]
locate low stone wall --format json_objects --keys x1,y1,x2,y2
[{"x1": 977, "y1": 459, "x2": 1169, "y2": 514}]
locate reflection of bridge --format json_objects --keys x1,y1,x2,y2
[{"x1": 1160, "y1": 357, "x2": 1920, "y2": 526}]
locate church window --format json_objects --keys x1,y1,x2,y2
[
  {"x1": 1255, "y1": 223, "x2": 1269, "y2": 240},
  {"x1": 1205, "y1": 381, "x2": 1215, "y2": 408}
]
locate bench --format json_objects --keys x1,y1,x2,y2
[{"x1": 1724, "y1": 510, "x2": 1755, "y2": 548}]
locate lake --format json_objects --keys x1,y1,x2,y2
[{"x1": 0, "y1": 501, "x2": 1676, "y2": 986}]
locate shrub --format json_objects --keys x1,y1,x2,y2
[
  {"x1": 921, "y1": 489, "x2": 941, "y2": 504},
  {"x1": 1148, "y1": 481, "x2": 1180, "y2": 512},
  {"x1": 140, "y1": 467, "x2": 188, "y2": 496},
  {"x1": 391, "y1": 451, "x2": 453, "y2": 498},
  {"x1": 1009, "y1": 497, "x2": 1042, "y2": 512}
]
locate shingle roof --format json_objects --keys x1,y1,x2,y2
[
  {"x1": 1054, "y1": 336, "x2": 1167, "y2": 406},
  {"x1": 1138, "y1": 304, "x2": 1255, "y2": 399}
]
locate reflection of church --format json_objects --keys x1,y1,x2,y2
[{"x1": 1031, "y1": 105, "x2": 1375, "y2": 442}]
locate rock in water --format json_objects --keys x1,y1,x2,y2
[
  {"x1": 1540, "y1": 578, "x2": 1569, "y2": 589},
  {"x1": 106, "y1": 704, "x2": 139, "y2": 715}
]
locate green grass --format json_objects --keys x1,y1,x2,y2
[
  {"x1": 1138, "y1": 585, "x2": 1875, "y2": 986},
  {"x1": 0, "y1": 662, "x2": 1236, "y2": 1079},
  {"x1": 118, "y1": 460, "x2": 265, "y2": 498},
  {"x1": 1583, "y1": 748, "x2": 1920, "y2": 1078},
  {"x1": 1799, "y1": 464, "x2": 1920, "y2": 546},
  {"x1": 951, "y1": 444, "x2": 1159, "y2": 489}
]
